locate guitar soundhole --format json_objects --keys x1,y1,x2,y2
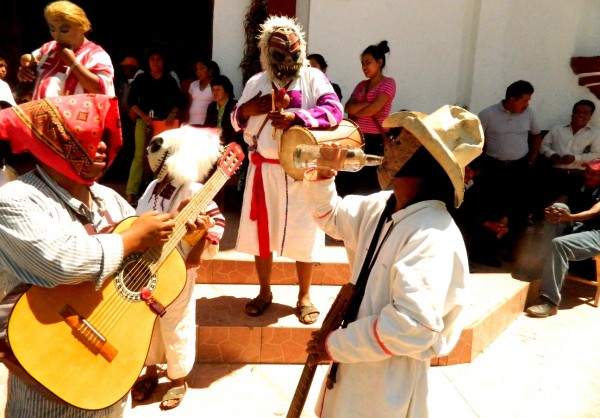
[{"x1": 114, "y1": 254, "x2": 157, "y2": 301}]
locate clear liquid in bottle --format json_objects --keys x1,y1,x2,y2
[{"x1": 293, "y1": 144, "x2": 383, "y2": 172}]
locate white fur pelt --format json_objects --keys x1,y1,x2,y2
[{"x1": 147, "y1": 125, "x2": 222, "y2": 187}]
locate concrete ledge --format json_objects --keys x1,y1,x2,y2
[{"x1": 432, "y1": 273, "x2": 529, "y2": 366}]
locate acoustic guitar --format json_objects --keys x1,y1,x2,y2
[{"x1": 0, "y1": 142, "x2": 244, "y2": 410}]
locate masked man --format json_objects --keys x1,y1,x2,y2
[
  {"x1": 231, "y1": 15, "x2": 343, "y2": 324},
  {"x1": 303, "y1": 106, "x2": 484, "y2": 417}
]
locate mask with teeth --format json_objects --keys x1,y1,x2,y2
[
  {"x1": 146, "y1": 136, "x2": 171, "y2": 181},
  {"x1": 259, "y1": 16, "x2": 307, "y2": 85}
]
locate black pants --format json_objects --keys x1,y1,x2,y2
[{"x1": 335, "y1": 133, "x2": 383, "y2": 196}]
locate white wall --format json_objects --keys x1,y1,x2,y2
[
  {"x1": 214, "y1": 0, "x2": 600, "y2": 129},
  {"x1": 212, "y1": 0, "x2": 250, "y2": 100},
  {"x1": 470, "y1": 0, "x2": 600, "y2": 128}
]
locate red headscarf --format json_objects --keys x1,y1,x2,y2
[{"x1": 0, "y1": 94, "x2": 122, "y2": 185}]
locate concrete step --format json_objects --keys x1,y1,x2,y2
[
  {"x1": 195, "y1": 248, "x2": 350, "y2": 286},
  {"x1": 433, "y1": 272, "x2": 529, "y2": 365},
  {"x1": 192, "y1": 271, "x2": 530, "y2": 366}
]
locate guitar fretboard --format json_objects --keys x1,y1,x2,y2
[{"x1": 143, "y1": 166, "x2": 229, "y2": 273}]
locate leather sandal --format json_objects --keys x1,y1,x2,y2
[
  {"x1": 159, "y1": 382, "x2": 187, "y2": 410},
  {"x1": 245, "y1": 293, "x2": 273, "y2": 317},
  {"x1": 131, "y1": 375, "x2": 158, "y2": 402},
  {"x1": 296, "y1": 302, "x2": 320, "y2": 325}
]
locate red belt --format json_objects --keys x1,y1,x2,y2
[{"x1": 250, "y1": 151, "x2": 280, "y2": 258}]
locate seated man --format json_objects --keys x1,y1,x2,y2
[
  {"x1": 450, "y1": 156, "x2": 510, "y2": 268},
  {"x1": 526, "y1": 159, "x2": 600, "y2": 318},
  {"x1": 536, "y1": 99, "x2": 600, "y2": 209}
]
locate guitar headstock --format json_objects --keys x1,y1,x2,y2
[{"x1": 218, "y1": 142, "x2": 245, "y2": 178}]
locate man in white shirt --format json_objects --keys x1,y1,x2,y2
[{"x1": 537, "y1": 99, "x2": 600, "y2": 206}]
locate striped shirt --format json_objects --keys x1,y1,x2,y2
[
  {"x1": 0, "y1": 167, "x2": 134, "y2": 417},
  {"x1": 349, "y1": 76, "x2": 396, "y2": 134}
]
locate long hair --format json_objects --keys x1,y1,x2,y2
[
  {"x1": 361, "y1": 40, "x2": 390, "y2": 69},
  {"x1": 157, "y1": 126, "x2": 222, "y2": 186}
]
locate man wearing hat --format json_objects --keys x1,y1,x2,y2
[
  {"x1": 302, "y1": 105, "x2": 483, "y2": 417},
  {"x1": 0, "y1": 94, "x2": 204, "y2": 417},
  {"x1": 526, "y1": 158, "x2": 600, "y2": 318}
]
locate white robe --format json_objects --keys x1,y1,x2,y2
[
  {"x1": 231, "y1": 67, "x2": 343, "y2": 261},
  {"x1": 137, "y1": 181, "x2": 222, "y2": 379},
  {"x1": 303, "y1": 173, "x2": 468, "y2": 418}
]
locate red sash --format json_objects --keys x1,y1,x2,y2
[{"x1": 250, "y1": 152, "x2": 280, "y2": 257}]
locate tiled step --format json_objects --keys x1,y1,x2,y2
[
  {"x1": 195, "y1": 247, "x2": 350, "y2": 286},
  {"x1": 192, "y1": 271, "x2": 530, "y2": 366},
  {"x1": 194, "y1": 283, "x2": 341, "y2": 364}
]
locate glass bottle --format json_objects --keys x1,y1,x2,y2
[{"x1": 293, "y1": 144, "x2": 383, "y2": 172}]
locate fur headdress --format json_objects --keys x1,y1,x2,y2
[
  {"x1": 146, "y1": 126, "x2": 222, "y2": 187},
  {"x1": 258, "y1": 15, "x2": 308, "y2": 83}
]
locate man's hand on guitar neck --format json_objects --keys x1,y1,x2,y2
[
  {"x1": 119, "y1": 211, "x2": 175, "y2": 254},
  {"x1": 306, "y1": 330, "x2": 333, "y2": 367}
]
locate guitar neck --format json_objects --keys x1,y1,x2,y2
[{"x1": 144, "y1": 167, "x2": 229, "y2": 272}]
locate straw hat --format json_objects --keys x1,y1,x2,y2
[{"x1": 381, "y1": 105, "x2": 484, "y2": 207}]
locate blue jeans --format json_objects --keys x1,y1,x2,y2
[{"x1": 539, "y1": 203, "x2": 600, "y2": 305}]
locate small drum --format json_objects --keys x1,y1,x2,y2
[{"x1": 279, "y1": 119, "x2": 364, "y2": 180}]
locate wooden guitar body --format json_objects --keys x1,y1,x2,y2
[{"x1": 5, "y1": 217, "x2": 186, "y2": 410}]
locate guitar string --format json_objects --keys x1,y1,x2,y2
[
  {"x1": 52, "y1": 150, "x2": 239, "y2": 352},
  {"x1": 91, "y1": 174, "x2": 226, "y2": 333},
  {"x1": 88, "y1": 152, "x2": 240, "y2": 334},
  {"x1": 93, "y1": 150, "x2": 240, "y2": 332},
  {"x1": 92, "y1": 175, "x2": 226, "y2": 334}
]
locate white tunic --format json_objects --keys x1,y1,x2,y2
[
  {"x1": 136, "y1": 180, "x2": 223, "y2": 379},
  {"x1": 187, "y1": 80, "x2": 214, "y2": 125},
  {"x1": 232, "y1": 67, "x2": 343, "y2": 261},
  {"x1": 303, "y1": 174, "x2": 468, "y2": 418}
]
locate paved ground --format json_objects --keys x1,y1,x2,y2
[{"x1": 0, "y1": 279, "x2": 597, "y2": 418}]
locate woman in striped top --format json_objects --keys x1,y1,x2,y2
[{"x1": 342, "y1": 40, "x2": 396, "y2": 196}]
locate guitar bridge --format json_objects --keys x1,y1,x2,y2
[{"x1": 59, "y1": 305, "x2": 118, "y2": 362}]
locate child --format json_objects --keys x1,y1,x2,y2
[{"x1": 132, "y1": 125, "x2": 224, "y2": 410}]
